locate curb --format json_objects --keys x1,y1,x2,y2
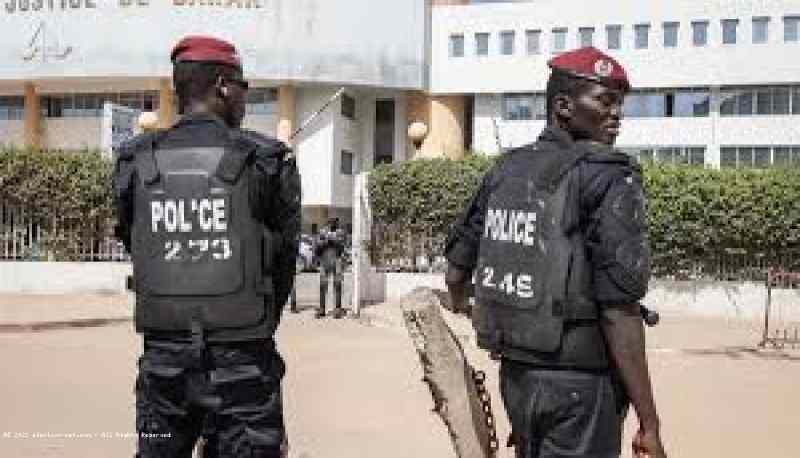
[{"x1": 0, "y1": 317, "x2": 132, "y2": 333}]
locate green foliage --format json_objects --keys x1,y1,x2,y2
[
  {"x1": 643, "y1": 164, "x2": 800, "y2": 277},
  {"x1": 369, "y1": 157, "x2": 800, "y2": 278},
  {"x1": 368, "y1": 153, "x2": 497, "y2": 269},
  {"x1": 0, "y1": 146, "x2": 114, "y2": 260}
]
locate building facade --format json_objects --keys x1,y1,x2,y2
[
  {"x1": 2, "y1": 0, "x2": 799, "y2": 232},
  {"x1": 0, "y1": 0, "x2": 448, "y2": 232},
  {"x1": 433, "y1": 0, "x2": 800, "y2": 168}
]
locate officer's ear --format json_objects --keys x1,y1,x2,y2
[{"x1": 553, "y1": 93, "x2": 574, "y2": 120}]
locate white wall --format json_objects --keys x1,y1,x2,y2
[
  {"x1": 432, "y1": 0, "x2": 800, "y2": 94},
  {"x1": 295, "y1": 87, "x2": 336, "y2": 207},
  {"x1": 0, "y1": 0, "x2": 427, "y2": 89},
  {"x1": 0, "y1": 120, "x2": 24, "y2": 147},
  {"x1": 43, "y1": 118, "x2": 103, "y2": 150}
]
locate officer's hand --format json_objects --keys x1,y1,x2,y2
[{"x1": 633, "y1": 428, "x2": 667, "y2": 458}]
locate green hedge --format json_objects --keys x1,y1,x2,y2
[
  {"x1": 369, "y1": 156, "x2": 800, "y2": 278},
  {"x1": 0, "y1": 146, "x2": 114, "y2": 260}
]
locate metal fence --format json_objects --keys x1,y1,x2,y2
[{"x1": 0, "y1": 201, "x2": 128, "y2": 262}]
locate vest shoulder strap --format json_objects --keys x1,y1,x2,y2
[
  {"x1": 217, "y1": 130, "x2": 256, "y2": 183},
  {"x1": 120, "y1": 131, "x2": 166, "y2": 185}
]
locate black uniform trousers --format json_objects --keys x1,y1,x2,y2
[
  {"x1": 135, "y1": 338, "x2": 285, "y2": 458},
  {"x1": 500, "y1": 359, "x2": 627, "y2": 458}
]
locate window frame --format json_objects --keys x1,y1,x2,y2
[
  {"x1": 475, "y1": 32, "x2": 490, "y2": 56},
  {"x1": 526, "y1": 29, "x2": 542, "y2": 55},
  {"x1": 606, "y1": 24, "x2": 622, "y2": 50},
  {"x1": 500, "y1": 30, "x2": 516, "y2": 56},
  {"x1": 579, "y1": 26, "x2": 595, "y2": 47},
  {"x1": 752, "y1": 16, "x2": 770, "y2": 44},
  {"x1": 663, "y1": 21, "x2": 679, "y2": 48},
  {"x1": 721, "y1": 18, "x2": 739, "y2": 45},
  {"x1": 634, "y1": 23, "x2": 650, "y2": 49},
  {"x1": 692, "y1": 20, "x2": 709, "y2": 46},
  {"x1": 552, "y1": 27, "x2": 568, "y2": 53},
  {"x1": 449, "y1": 33, "x2": 465, "y2": 58}
]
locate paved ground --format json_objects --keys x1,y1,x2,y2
[{"x1": 0, "y1": 295, "x2": 798, "y2": 457}]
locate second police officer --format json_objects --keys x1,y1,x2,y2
[
  {"x1": 113, "y1": 36, "x2": 301, "y2": 457},
  {"x1": 445, "y1": 47, "x2": 667, "y2": 458},
  {"x1": 314, "y1": 217, "x2": 347, "y2": 319}
]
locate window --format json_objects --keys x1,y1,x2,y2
[
  {"x1": 245, "y1": 88, "x2": 278, "y2": 115},
  {"x1": 621, "y1": 146, "x2": 705, "y2": 165},
  {"x1": 663, "y1": 22, "x2": 679, "y2": 47},
  {"x1": 755, "y1": 147, "x2": 772, "y2": 167},
  {"x1": 794, "y1": 87, "x2": 800, "y2": 114},
  {"x1": 774, "y1": 147, "x2": 792, "y2": 165},
  {"x1": 673, "y1": 89, "x2": 711, "y2": 117},
  {"x1": 526, "y1": 29, "x2": 541, "y2": 55},
  {"x1": 738, "y1": 147, "x2": 755, "y2": 168},
  {"x1": 500, "y1": 30, "x2": 515, "y2": 56},
  {"x1": 41, "y1": 95, "x2": 62, "y2": 118},
  {"x1": 722, "y1": 19, "x2": 739, "y2": 44},
  {"x1": 720, "y1": 148, "x2": 737, "y2": 168},
  {"x1": 784, "y1": 16, "x2": 800, "y2": 42},
  {"x1": 341, "y1": 93, "x2": 356, "y2": 120},
  {"x1": 502, "y1": 93, "x2": 546, "y2": 121},
  {"x1": 635, "y1": 23, "x2": 650, "y2": 49},
  {"x1": 773, "y1": 87, "x2": 791, "y2": 114},
  {"x1": 624, "y1": 89, "x2": 710, "y2": 118},
  {"x1": 341, "y1": 150, "x2": 354, "y2": 175},
  {"x1": 753, "y1": 17, "x2": 770, "y2": 44},
  {"x1": 692, "y1": 21, "x2": 709, "y2": 46},
  {"x1": 721, "y1": 86, "x2": 800, "y2": 116},
  {"x1": 579, "y1": 27, "x2": 594, "y2": 47},
  {"x1": 606, "y1": 25, "x2": 622, "y2": 50},
  {"x1": 624, "y1": 92, "x2": 665, "y2": 117},
  {"x1": 475, "y1": 32, "x2": 490, "y2": 56},
  {"x1": 449, "y1": 34, "x2": 465, "y2": 57},
  {"x1": 720, "y1": 145, "x2": 800, "y2": 168},
  {"x1": 116, "y1": 91, "x2": 158, "y2": 111},
  {"x1": 0, "y1": 96, "x2": 24, "y2": 120},
  {"x1": 552, "y1": 28, "x2": 567, "y2": 53}
]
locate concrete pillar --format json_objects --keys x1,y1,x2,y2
[
  {"x1": 158, "y1": 78, "x2": 175, "y2": 129},
  {"x1": 406, "y1": 92, "x2": 466, "y2": 160},
  {"x1": 23, "y1": 82, "x2": 41, "y2": 149},
  {"x1": 277, "y1": 84, "x2": 295, "y2": 144}
]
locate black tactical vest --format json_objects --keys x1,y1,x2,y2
[
  {"x1": 129, "y1": 132, "x2": 272, "y2": 333},
  {"x1": 473, "y1": 142, "x2": 608, "y2": 369}
]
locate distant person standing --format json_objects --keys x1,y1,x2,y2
[{"x1": 315, "y1": 217, "x2": 347, "y2": 318}]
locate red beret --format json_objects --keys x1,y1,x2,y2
[
  {"x1": 548, "y1": 46, "x2": 630, "y2": 91},
  {"x1": 170, "y1": 35, "x2": 242, "y2": 70}
]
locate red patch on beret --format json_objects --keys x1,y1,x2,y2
[
  {"x1": 170, "y1": 35, "x2": 242, "y2": 70},
  {"x1": 548, "y1": 46, "x2": 630, "y2": 91}
]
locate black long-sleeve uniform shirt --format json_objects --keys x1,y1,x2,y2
[{"x1": 445, "y1": 126, "x2": 650, "y2": 308}]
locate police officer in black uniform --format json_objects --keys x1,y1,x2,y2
[
  {"x1": 445, "y1": 47, "x2": 667, "y2": 458},
  {"x1": 314, "y1": 217, "x2": 347, "y2": 318},
  {"x1": 112, "y1": 35, "x2": 301, "y2": 457}
]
